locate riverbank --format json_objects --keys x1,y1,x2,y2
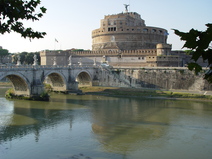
[
  {"x1": 79, "y1": 86, "x2": 212, "y2": 101},
  {"x1": 1, "y1": 82, "x2": 211, "y2": 101}
]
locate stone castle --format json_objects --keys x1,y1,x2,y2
[{"x1": 40, "y1": 7, "x2": 206, "y2": 68}]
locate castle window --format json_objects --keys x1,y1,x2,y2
[
  {"x1": 143, "y1": 28, "x2": 148, "y2": 32},
  {"x1": 138, "y1": 57, "x2": 141, "y2": 60},
  {"x1": 108, "y1": 27, "x2": 116, "y2": 32},
  {"x1": 132, "y1": 29, "x2": 134, "y2": 31},
  {"x1": 152, "y1": 29, "x2": 157, "y2": 33}
]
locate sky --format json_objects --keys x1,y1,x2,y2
[{"x1": 0, "y1": 0, "x2": 211, "y2": 53}]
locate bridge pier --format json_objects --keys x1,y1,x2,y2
[
  {"x1": 66, "y1": 81, "x2": 83, "y2": 94},
  {"x1": 31, "y1": 85, "x2": 45, "y2": 96},
  {"x1": 68, "y1": 81, "x2": 78, "y2": 91}
]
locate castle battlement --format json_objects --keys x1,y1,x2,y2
[{"x1": 41, "y1": 49, "x2": 158, "y2": 57}]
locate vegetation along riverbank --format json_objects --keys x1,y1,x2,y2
[
  {"x1": 0, "y1": 82, "x2": 211, "y2": 101},
  {"x1": 80, "y1": 86, "x2": 212, "y2": 101}
]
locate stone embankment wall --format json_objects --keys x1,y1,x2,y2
[
  {"x1": 98, "y1": 67, "x2": 212, "y2": 91},
  {"x1": 135, "y1": 68, "x2": 211, "y2": 91}
]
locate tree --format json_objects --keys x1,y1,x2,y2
[
  {"x1": 25, "y1": 53, "x2": 34, "y2": 64},
  {"x1": 173, "y1": 23, "x2": 212, "y2": 83},
  {"x1": 0, "y1": 48, "x2": 9, "y2": 63},
  {"x1": 184, "y1": 50, "x2": 194, "y2": 55},
  {"x1": 0, "y1": 0, "x2": 47, "y2": 39},
  {"x1": 13, "y1": 52, "x2": 40, "y2": 65}
]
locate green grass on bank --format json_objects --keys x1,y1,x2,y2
[{"x1": 80, "y1": 86, "x2": 212, "y2": 101}]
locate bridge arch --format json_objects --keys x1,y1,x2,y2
[
  {"x1": 44, "y1": 71, "x2": 67, "y2": 92},
  {"x1": 76, "y1": 71, "x2": 92, "y2": 87},
  {"x1": 3, "y1": 73, "x2": 30, "y2": 96}
]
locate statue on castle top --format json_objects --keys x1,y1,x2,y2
[{"x1": 124, "y1": 4, "x2": 130, "y2": 12}]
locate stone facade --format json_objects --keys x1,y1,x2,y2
[
  {"x1": 96, "y1": 67, "x2": 212, "y2": 91},
  {"x1": 40, "y1": 46, "x2": 183, "y2": 68},
  {"x1": 92, "y1": 12, "x2": 168, "y2": 51},
  {"x1": 40, "y1": 10, "x2": 207, "y2": 68}
]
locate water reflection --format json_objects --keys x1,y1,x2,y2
[
  {"x1": 90, "y1": 99, "x2": 212, "y2": 158},
  {"x1": 91, "y1": 99, "x2": 169, "y2": 153},
  {"x1": 0, "y1": 88, "x2": 212, "y2": 159}
]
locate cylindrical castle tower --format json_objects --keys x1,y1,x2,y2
[{"x1": 92, "y1": 11, "x2": 169, "y2": 51}]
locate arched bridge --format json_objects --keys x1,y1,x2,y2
[{"x1": 0, "y1": 65, "x2": 100, "y2": 97}]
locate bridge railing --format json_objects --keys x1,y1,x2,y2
[
  {"x1": 0, "y1": 65, "x2": 101, "y2": 71},
  {"x1": 0, "y1": 64, "x2": 209, "y2": 71}
]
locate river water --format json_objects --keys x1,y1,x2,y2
[{"x1": 0, "y1": 87, "x2": 212, "y2": 159}]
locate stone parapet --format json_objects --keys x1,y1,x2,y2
[{"x1": 41, "y1": 49, "x2": 157, "y2": 56}]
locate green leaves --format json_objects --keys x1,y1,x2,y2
[
  {"x1": 0, "y1": 49, "x2": 9, "y2": 56},
  {"x1": 187, "y1": 63, "x2": 202, "y2": 75},
  {"x1": 40, "y1": 6, "x2": 47, "y2": 13},
  {"x1": 13, "y1": 52, "x2": 40, "y2": 65},
  {"x1": 204, "y1": 68, "x2": 212, "y2": 82},
  {"x1": 0, "y1": 48, "x2": 9, "y2": 63},
  {"x1": 174, "y1": 24, "x2": 212, "y2": 83},
  {"x1": 0, "y1": 0, "x2": 47, "y2": 39}
]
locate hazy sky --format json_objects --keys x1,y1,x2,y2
[{"x1": 0, "y1": 0, "x2": 211, "y2": 53}]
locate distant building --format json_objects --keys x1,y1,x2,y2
[
  {"x1": 40, "y1": 8, "x2": 207, "y2": 68},
  {"x1": 92, "y1": 12, "x2": 168, "y2": 51}
]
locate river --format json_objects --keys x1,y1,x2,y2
[{"x1": 0, "y1": 87, "x2": 212, "y2": 159}]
